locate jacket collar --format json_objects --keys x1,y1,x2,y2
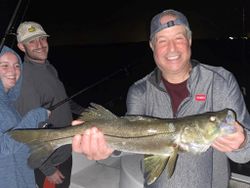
[{"x1": 148, "y1": 59, "x2": 199, "y2": 91}]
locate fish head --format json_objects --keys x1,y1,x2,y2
[
  {"x1": 180, "y1": 109, "x2": 236, "y2": 154},
  {"x1": 199, "y1": 108, "x2": 236, "y2": 137},
  {"x1": 217, "y1": 109, "x2": 237, "y2": 134}
]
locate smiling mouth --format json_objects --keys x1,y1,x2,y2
[
  {"x1": 167, "y1": 56, "x2": 179, "y2": 61},
  {"x1": 166, "y1": 53, "x2": 180, "y2": 61},
  {"x1": 7, "y1": 76, "x2": 17, "y2": 81}
]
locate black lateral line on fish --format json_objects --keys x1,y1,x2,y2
[
  {"x1": 103, "y1": 132, "x2": 167, "y2": 138},
  {"x1": 32, "y1": 132, "x2": 169, "y2": 142}
]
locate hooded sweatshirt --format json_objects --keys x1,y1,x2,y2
[{"x1": 0, "y1": 46, "x2": 48, "y2": 188}]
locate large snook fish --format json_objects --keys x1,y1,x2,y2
[{"x1": 8, "y1": 103, "x2": 236, "y2": 185}]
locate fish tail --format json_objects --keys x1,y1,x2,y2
[
  {"x1": 9, "y1": 129, "x2": 57, "y2": 168},
  {"x1": 8, "y1": 129, "x2": 51, "y2": 143},
  {"x1": 27, "y1": 140, "x2": 55, "y2": 168}
]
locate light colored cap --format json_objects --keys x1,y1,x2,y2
[{"x1": 16, "y1": 21, "x2": 49, "y2": 43}]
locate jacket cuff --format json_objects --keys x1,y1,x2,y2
[{"x1": 39, "y1": 164, "x2": 57, "y2": 176}]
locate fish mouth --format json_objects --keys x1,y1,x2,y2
[
  {"x1": 219, "y1": 109, "x2": 236, "y2": 134},
  {"x1": 225, "y1": 109, "x2": 236, "y2": 124}
]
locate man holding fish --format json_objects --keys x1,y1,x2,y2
[{"x1": 71, "y1": 9, "x2": 250, "y2": 188}]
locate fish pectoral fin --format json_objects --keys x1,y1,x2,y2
[
  {"x1": 144, "y1": 155, "x2": 169, "y2": 185},
  {"x1": 27, "y1": 141, "x2": 55, "y2": 169},
  {"x1": 166, "y1": 147, "x2": 178, "y2": 178}
]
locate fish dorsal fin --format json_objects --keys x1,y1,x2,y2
[
  {"x1": 80, "y1": 103, "x2": 118, "y2": 121},
  {"x1": 144, "y1": 155, "x2": 169, "y2": 185}
]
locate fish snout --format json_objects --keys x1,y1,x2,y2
[
  {"x1": 219, "y1": 122, "x2": 236, "y2": 134},
  {"x1": 225, "y1": 109, "x2": 236, "y2": 124}
]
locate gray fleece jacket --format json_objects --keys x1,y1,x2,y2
[
  {"x1": 126, "y1": 59, "x2": 250, "y2": 188},
  {"x1": 14, "y1": 57, "x2": 73, "y2": 176}
]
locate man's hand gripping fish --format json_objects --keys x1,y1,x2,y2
[{"x1": 8, "y1": 103, "x2": 236, "y2": 185}]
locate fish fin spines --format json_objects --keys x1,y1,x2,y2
[{"x1": 80, "y1": 103, "x2": 118, "y2": 121}]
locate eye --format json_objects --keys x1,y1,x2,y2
[
  {"x1": 210, "y1": 116, "x2": 216, "y2": 122},
  {"x1": 175, "y1": 34, "x2": 188, "y2": 43},
  {"x1": 176, "y1": 36, "x2": 184, "y2": 40},
  {"x1": 0, "y1": 63, "x2": 8, "y2": 68},
  {"x1": 15, "y1": 64, "x2": 20, "y2": 68},
  {"x1": 158, "y1": 39, "x2": 167, "y2": 44},
  {"x1": 40, "y1": 37, "x2": 47, "y2": 41}
]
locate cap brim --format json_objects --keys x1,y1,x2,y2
[{"x1": 20, "y1": 34, "x2": 50, "y2": 43}]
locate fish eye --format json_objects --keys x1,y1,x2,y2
[{"x1": 210, "y1": 116, "x2": 216, "y2": 122}]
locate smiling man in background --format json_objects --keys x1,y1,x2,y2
[{"x1": 14, "y1": 21, "x2": 84, "y2": 188}]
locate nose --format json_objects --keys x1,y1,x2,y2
[
  {"x1": 8, "y1": 65, "x2": 15, "y2": 73},
  {"x1": 168, "y1": 40, "x2": 176, "y2": 52},
  {"x1": 33, "y1": 38, "x2": 43, "y2": 47},
  {"x1": 7, "y1": 64, "x2": 19, "y2": 75},
  {"x1": 37, "y1": 39, "x2": 43, "y2": 47}
]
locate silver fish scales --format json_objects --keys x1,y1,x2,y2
[{"x1": 8, "y1": 103, "x2": 236, "y2": 185}]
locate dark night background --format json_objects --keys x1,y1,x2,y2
[{"x1": 1, "y1": 0, "x2": 250, "y2": 176}]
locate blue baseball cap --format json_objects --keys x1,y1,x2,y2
[{"x1": 150, "y1": 9, "x2": 190, "y2": 40}]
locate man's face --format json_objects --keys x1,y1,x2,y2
[
  {"x1": 21, "y1": 36, "x2": 49, "y2": 63},
  {"x1": 150, "y1": 15, "x2": 192, "y2": 79},
  {"x1": 0, "y1": 52, "x2": 20, "y2": 92}
]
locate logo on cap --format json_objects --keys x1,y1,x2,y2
[{"x1": 28, "y1": 26, "x2": 36, "y2": 33}]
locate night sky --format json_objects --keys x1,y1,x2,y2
[
  {"x1": 0, "y1": 0, "x2": 249, "y2": 107},
  {"x1": 1, "y1": 0, "x2": 249, "y2": 45},
  {"x1": 0, "y1": 0, "x2": 249, "y2": 103}
]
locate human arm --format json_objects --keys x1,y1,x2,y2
[
  {"x1": 212, "y1": 121, "x2": 246, "y2": 152},
  {"x1": 35, "y1": 145, "x2": 71, "y2": 179},
  {"x1": 212, "y1": 122, "x2": 250, "y2": 164},
  {"x1": 0, "y1": 107, "x2": 48, "y2": 154},
  {"x1": 38, "y1": 139, "x2": 72, "y2": 178},
  {"x1": 126, "y1": 82, "x2": 146, "y2": 115},
  {"x1": 212, "y1": 71, "x2": 250, "y2": 163},
  {"x1": 18, "y1": 107, "x2": 49, "y2": 129}
]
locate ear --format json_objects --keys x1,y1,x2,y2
[
  {"x1": 189, "y1": 38, "x2": 192, "y2": 46},
  {"x1": 149, "y1": 41, "x2": 154, "y2": 51},
  {"x1": 17, "y1": 43, "x2": 25, "y2": 53}
]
